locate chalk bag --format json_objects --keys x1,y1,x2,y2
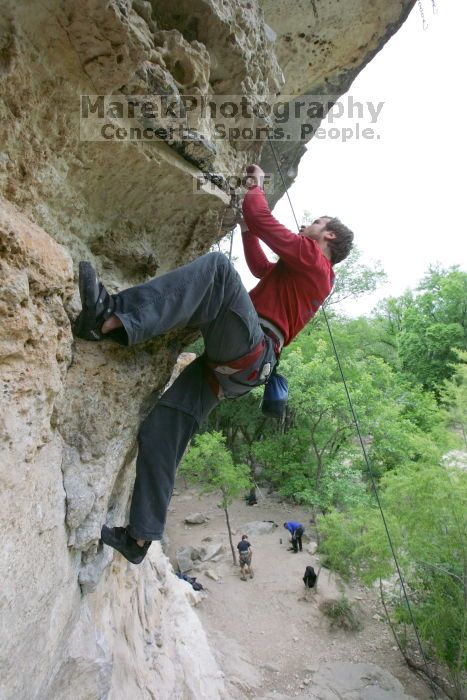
[{"x1": 261, "y1": 370, "x2": 288, "y2": 419}]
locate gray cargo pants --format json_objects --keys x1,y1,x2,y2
[{"x1": 111, "y1": 252, "x2": 276, "y2": 541}]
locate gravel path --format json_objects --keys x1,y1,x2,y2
[{"x1": 165, "y1": 484, "x2": 435, "y2": 699}]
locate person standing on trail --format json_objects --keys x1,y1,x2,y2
[
  {"x1": 73, "y1": 163, "x2": 354, "y2": 565},
  {"x1": 246, "y1": 487, "x2": 258, "y2": 506},
  {"x1": 284, "y1": 521, "x2": 304, "y2": 553},
  {"x1": 237, "y1": 535, "x2": 254, "y2": 580}
]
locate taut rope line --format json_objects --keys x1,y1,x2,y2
[{"x1": 267, "y1": 137, "x2": 440, "y2": 699}]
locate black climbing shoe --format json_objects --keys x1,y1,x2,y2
[
  {"x1": 73, "y1": 261, "x2": 115, "y2": 341},
  {"x1": 101, "y1": 525, "x2": 151, "y2": 565}
]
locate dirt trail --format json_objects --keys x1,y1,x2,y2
[{"x1": 165, "y1": 483, "x2": 434, "y2": 699}]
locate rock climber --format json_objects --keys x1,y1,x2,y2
[
  {"x1": 284, "y1": 521, "x2": 304, "y2": 553},
  {"x1": 237, "y1": 535, "x2": 254, "y2": 580},
  {"x1": 73, "y1": 163, "x2": 354, "y2": 564}
]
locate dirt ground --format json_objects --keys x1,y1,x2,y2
[{"x1": 165, "y1": 482, "x2": 436, "y2": 699}]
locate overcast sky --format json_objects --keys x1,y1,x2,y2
[{"x1": 235, "y1": 0, "x2": 467, "y2": 316}]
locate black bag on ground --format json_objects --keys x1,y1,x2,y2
[
  {"x1": 176, "y1": 573, "x2": 205, "y2": 591},
  {"x1": 261, "y1": 369, "x2": 288, "y2": 419}
]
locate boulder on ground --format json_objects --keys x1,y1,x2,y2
[
  {"x1": 184, "y1": 513, "x2": 209, "y2": 524},
  {"x1": 311, "y1": 662, "x2": 416, "y2": 699},
  {"x1": 241, "y1": 521, "x2": 278, "y2": 536},
  {"x1": 176, "y1": 545, "x2": 203, "y2": 573},
  {"x1": 200, "y1": 542, "x2": 224, "y2": 561}
]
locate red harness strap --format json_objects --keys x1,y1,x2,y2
[
  {"x1": 207, "y1": 338, "x2": 266, "y2": 373},
  {"x1": 261, "y1": 326, "x2": 282, "y2": 357},
  {"x1": 205, "y1": 338, "x2": 267, "y2": 399}
]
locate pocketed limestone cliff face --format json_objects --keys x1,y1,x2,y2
[{"x1": 0, "y1": 1, "x2": 414, "y2": 697}]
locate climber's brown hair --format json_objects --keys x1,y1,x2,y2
[{"x1": 325, "y1": 217, "x2": 354, "y2": 265}]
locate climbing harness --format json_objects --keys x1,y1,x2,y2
[{"x1": 266, "y1": 137, "x2": 440, "y2": 699}]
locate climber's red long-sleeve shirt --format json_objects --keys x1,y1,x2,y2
[{"x1": 242, "y1": 186, "x2": 334, "y2": 346}]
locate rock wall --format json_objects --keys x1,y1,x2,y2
[{"x1": 0, "y1": 1, "x2": 414, "y2": 698}]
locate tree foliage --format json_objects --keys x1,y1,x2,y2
[
  {"x1": 327, "y1": 246, "x2": 387, "y2": 307},
  {"x1": 251, "y1": 327, "x2": 446, "y2": 509},
  {"x1": 441, "y1": 350, "x2": 467, "y2": 449},
  {"x1": 180, "y1": 431, "x2": 251, "y2": 563},
  {"x1": 319, "y1": 464, "x2": 467, "y2": 691},
  {"x1": 377, "y1": 266, "x2": 467, "y2": 392}
]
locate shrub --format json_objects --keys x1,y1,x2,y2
[{"x1": 320, "y1": 595, "x2": 362, "y2": 632}]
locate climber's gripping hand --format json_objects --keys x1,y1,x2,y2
[{"x1": 244, "y1": 164, "x2": 265, "y2": 189}]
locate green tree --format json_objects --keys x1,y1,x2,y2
[
  {"x1": 252, "y1": 341, "x2": 360, "y2": 510},
  {"x1": 310, "y1": 314, "x2": 399, "y2": 369},
  {"x1": 206, "y1": 387, "x2": 268, "y2": 464},
  {"x1": 252, "y1": 327, "x2": 446, "y2": 511},
  {"x1": 180, "y1": 431, "x2": 251, "y2": 564},
  {"x1": 326, "y1": 246, "x2": 387, "y2": 308},
  {"x1": 377, "y1": 267, "x2": 467, "y2": 393},
  {"x1": 320, "y1": 464, "x2": 467, "y2": 696},
  {"x1": 441, "y1": 350, "x2": 467, "y2": 449}
]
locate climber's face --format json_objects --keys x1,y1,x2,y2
[{"x1": 300, "y1": 217, "x2": 334, "y2": 243}]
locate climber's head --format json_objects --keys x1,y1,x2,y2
[
  {"x1": 300, "y1": 216, "x2": 331, "y2": 240},
  {"x1": 324, "y1": 217, "x2": 354, "y2": 265},
  {"x1": 300, "y1": 216, "x2": 354, "y2": 265}
]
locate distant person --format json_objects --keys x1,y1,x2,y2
[
  {"x1": 237, "y1": 535, "x2": 254, "y2": 580},
  {"x1": 246, "y1": 487, "x2": 257, "y2": 506},
  {"x1": 283, "y1": 521, "x2": 304, "y2": 553},
  {"x1": 303, "y1": 565, "x2": 317, "y2": 588}
]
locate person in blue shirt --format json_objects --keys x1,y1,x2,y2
[{"x1": 283, "y1": 521, "x2": 304, "y2": 553}]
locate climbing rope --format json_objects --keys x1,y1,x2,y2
[
  {"x1": 228, "y1": 226, "x2": 235, "y2": 262},
  {"x1": 266, "y1": 137, "x2": 440, "y2": 699}
]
